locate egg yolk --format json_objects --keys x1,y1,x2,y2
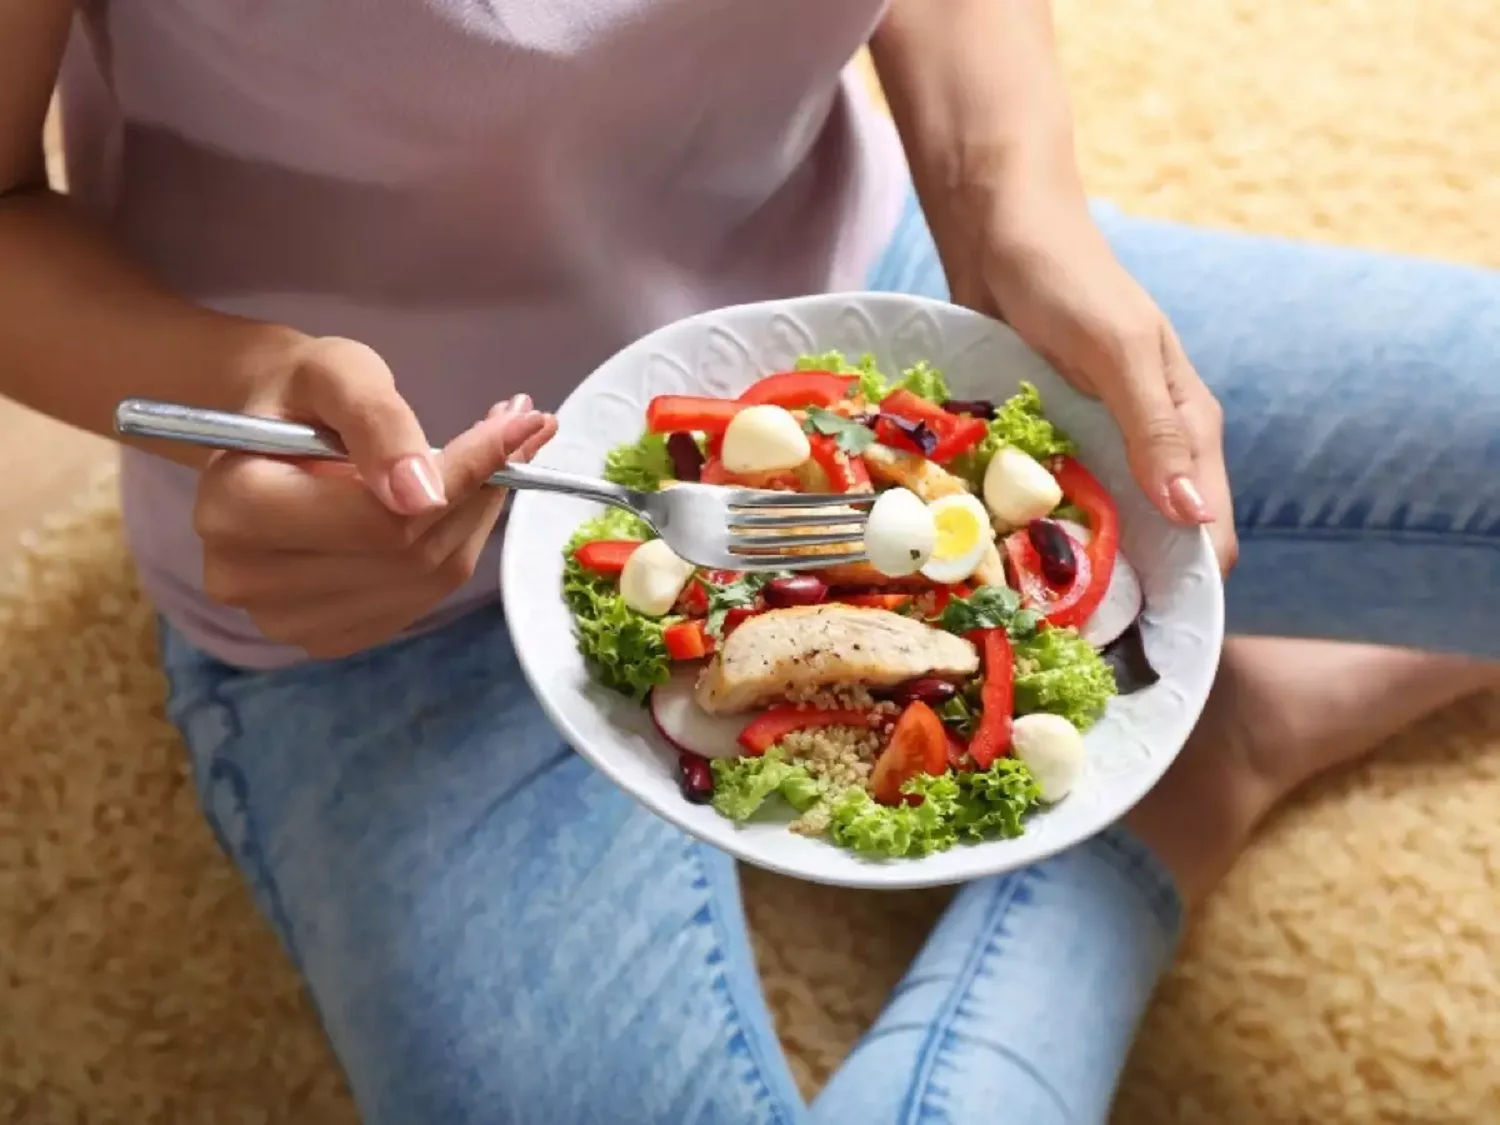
[{"x1": 932, "y1": 503, "x2": 983, "y2": 559}]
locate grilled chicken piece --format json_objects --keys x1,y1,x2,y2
[{"x1": 694, "y1": 604, "x2": 980, "y2": 715}]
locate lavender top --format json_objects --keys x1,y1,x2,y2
[{"x1": 59, "y1": 0, "x2": 907, "y2": 668}]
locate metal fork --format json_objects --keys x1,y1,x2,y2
[{"x1": 114, "y1": 399, "x2": 875, "y2": 571}]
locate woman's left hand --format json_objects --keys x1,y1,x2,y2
[{"x1": 941, "y1": 184, "x2": 1238, "y2": 573}]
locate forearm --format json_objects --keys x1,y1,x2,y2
[
  {"x1": 0, "y1": 187, "x2": 309, "y2": 467},
  {"x1": 871, "y1": 0, "x2": 1089, "y2": 262}
]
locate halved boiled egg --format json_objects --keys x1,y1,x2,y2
[
  {"x1": 919, "y1": 493, "x2": 995, "y2": 584},
  {"x1": 863, "y1": 487, "x2": 936, "y2": 577}
]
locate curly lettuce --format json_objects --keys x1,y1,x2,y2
[
  {"x1": 711, "y1": 749, "x2": 827, "y2": 822},
  {"x1": 951, "y1": 382, "x2": 1076, "y2": 485},
  {"x1": 562, "y1": 510, "x2": 672, "y2": 702},
  {"x1": 794, "y1": 350, "x2": 950, "y2": 405},
  {"x1": 1013, "y1": 626, "x2": 1117, "y2": 731},
  {"x1": 603, "y1": 433, "x2": 674, "y2": 492}
]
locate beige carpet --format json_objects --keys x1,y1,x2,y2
[{"x1": 5, "y1": 2, "x2": 1500, "y2": 1122}]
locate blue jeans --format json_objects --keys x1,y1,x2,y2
[{"x1": 159, "y1": 196, "x2": 1500, "y2": 1125}]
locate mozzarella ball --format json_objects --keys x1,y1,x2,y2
[
  {"x1": 720, "y1": 405, "x2": 811, "y2": 475},
  {"x1": 619, "y1": 538, "x2": 697, "y2": 617},
  {"x1": 982, "y1": 446, "x2": 1064, "y2": 528},
  {"x1": 1010, "y1": 712, "x2": 1086, "y2": 802},
  {"x1": 863, "y1": 487, "x2": 936, "y2": 577}
]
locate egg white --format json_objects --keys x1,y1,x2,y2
[{"x1": 920, "y1": 493, "x2": 994, "y2": 584}]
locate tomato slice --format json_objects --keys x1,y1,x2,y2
[
  {"x1": 646, "y1": 395, "x2": 744, "y2": 435},
  {"x1": 737, "y1": 707, "x2": 880, "y2": 756},
  {"x1": 572, "y1": 539, "x2": 643, "y2": 576},
  {"x1": 806, "y1": 433, "x2": 871, "y2": 492},
  {"x1": 737, "y1": 371, "x2": 856, "y2": 409},
  {"x1": 871, "y1": 700, "x2": 950, "y2": 806},
  {"x1": 1003, "y1": 529, "x2": 1096, "y2": 628},
  {"x1": 966, "y1": 630, "x2": 1015, "y2": 769},
  {"x1": 664, "y1": 619, "x2": 714, "y2": 660}
]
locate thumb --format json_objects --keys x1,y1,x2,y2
[{"x1": 288, "y1": 337, "x2": 445, "y2": 516}]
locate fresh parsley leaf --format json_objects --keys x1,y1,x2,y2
[
  {"x1": 802, "y1": 407, "x2": 877, "y2": 456},
  {"x1": 933, "y1": 585, "x2": 1021, "y2": 635},
  {"x1": 703, "y1": 571, "x2": 779, "y2": 637}
]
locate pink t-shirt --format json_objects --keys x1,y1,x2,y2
[{"x1": 59, "y1": 0, "x2": 908, "y2": 668}]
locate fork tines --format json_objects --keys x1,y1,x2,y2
[{"x1": 724, "y1": 490, "x2": 874, "y2": 566}]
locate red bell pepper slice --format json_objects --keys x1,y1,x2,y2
[
  {"x1": 646, "y1": 395, "x2": 744, "y2": 435},
  {"x1": 806, "y1": 433, "x2": 871, "y2": 492},
  {"x1": 572, "y1": 539, "x2": 643, "y2": 576},
  {"x1": 677, "y1": 569, "x2": 743, "y2": 616},
  {"x1": 737, "y1": 370, "x2": 856, "y2": 409},
  {"x1": 663, "y1": 619, "x2": 714, "y2": 660},
  {"x1": 876, "y1": 390, "x2": 988, "y2": 462},
  {"x1": 871, "y1": 700, "x2": 950, "y2": 806},
  {"x1": 945, "y1": 727, "x2": 972, "y2": 772},
  {"x1": 966, "y1": 629, "x2": 1015, "y2": 769},
  {"x1": 1003, "y1": 457, "x2": 1119, "y2": 629},
  {"x1": 737, "y1": 707, "x2": 881, "y2": 756}
]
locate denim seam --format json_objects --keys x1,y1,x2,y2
[
  {"x1": 687, "y1": 841, "x2": 802, "y2": 1125},
  {"x1": 1238, "y1": 523, "x2": 1500, "y2": 547},
  {"x1": 897, "y1": 872, "x2": 1071, "y2": 1125},
  {"x1": 1089, "y1": 828, "x2": 1184, "y2": 943}
]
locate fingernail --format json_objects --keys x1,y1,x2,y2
[
  {"x1": 509, "y1": 393, "x2": 533, "y2": 413},
  {"x1": 390, "y1": 454, "x2": 446, "y2": 512},
  {"x1": 1167, "y1": 475, "x2": 1211, "y2": 523}
]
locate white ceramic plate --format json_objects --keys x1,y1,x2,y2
[{"x1": 502, "y1": 294, "x2": 1223, "y2": 890}]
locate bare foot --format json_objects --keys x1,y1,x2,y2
[{"x1": 1125, "y1": 637, "x2": 1499, "y2": 907}]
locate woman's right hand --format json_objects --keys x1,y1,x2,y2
[{"x1": 194, "y1": 336, "x2": 556, "y2": 659}]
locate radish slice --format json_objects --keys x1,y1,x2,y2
[
  {"x1": 650, "y1": 666, "x2": 748, "y2": 759},
  {"x1": 1054, "y1": 519, "x2": 1143, "y2": 649}
]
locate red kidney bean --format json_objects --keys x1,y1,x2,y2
[
  {"x1": 942, "y1": 398, "x2": 997, "y2": 421},
  {"x1": 888, "y1": 677, "x2": 959, "y2": 707},
  {"x1": 666, "y1": 431, "x2": 705, "y2": 482},
  {"x1": 677, "y1": 752, "x2": 714, "y2": 804},
  {"x1": 762, "y1": 575, "x2": 829, "y2": 608},
  {"x1": 1027, "y1": 518, "x2": 1078, "y2": 588}
]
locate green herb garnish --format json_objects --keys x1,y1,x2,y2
[{"x1": 802, "y1": 407, "x2": 877, "y2": 456}]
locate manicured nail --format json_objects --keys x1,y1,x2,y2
[
  {"x1": 509, "y1": 393, "x2": 533, "y2": 413},
  {"x1": 390, "y1": 454, "x2": 446, "y2": 512},
  {"x1": 1167, "y1": 475, "x2": 1211, "y2": 523}
]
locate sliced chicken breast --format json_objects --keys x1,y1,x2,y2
[{"x1": 694, "y1": 604, "x2": 980, "y2": 715}]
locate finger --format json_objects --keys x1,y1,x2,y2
[
  {"x1": 287, "y1": 337, "x2": 446, "y2": 516},
  {"x1": 195, "y1": 453, "x2": 438, "y2": 554},
  {"x1": 436, "y1": 397, "x2": 550, "y2": 499},
  {"x1": 1095, "y1": 327, "x2": 1205, "y2": 526},
  {"x1": 250, "y1": 595, "x2": 425, "y2": 660}
]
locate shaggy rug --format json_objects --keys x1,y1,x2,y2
[{"x1": 4, "y1": 1, "x2": 1498, "y2": 1121}]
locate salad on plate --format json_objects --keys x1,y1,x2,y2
[{"x1": 562, "y1": 352, "x2": 1160, "y2": 859}]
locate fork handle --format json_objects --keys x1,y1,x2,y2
[{"x1": 114, "y1": 399, "x2": 640, "y2": 510}]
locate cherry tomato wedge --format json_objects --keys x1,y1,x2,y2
[
  {"x1": 646, "y1": 395, "x2": 744, "y2": 435},
  {"x1": 737, "y1": 707, "x2": 882, "y2": 756},
  {"x1": 966, "y1": 630, "x2": 1015, "y2": 769},
  {"x1": 572, "y1": 539, "x2": 643, "y2": 576},
  {"x1": 737, "y1": 370, "x2": 856, "y2": 409},
  {"x1": 806, "y1": 433, "x2": 871, "y2": 492},
  {"x1": 871, "y1": 700, "x2": 949, "y2": 806}
]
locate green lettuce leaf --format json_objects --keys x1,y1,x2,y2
[
  {"x1": 890, "y1": 359, "x2": 950, "y2": 404},
  {"x1": 711, "y1": 749, "x2": 827, "y2": 822},
  {"x1": 795, "y1": 349, "x2": 887, "y2": 403},
  {"x1": 951, "y1": 382, "x2": 1076, "y2": 485},
  {"x1": 1012, "y1": 626, "x2": 1117, "y2": 730},
  {"x1": 562, "y1": 511, "x2": 671, "y2": 702},
  {"x1": 603, "y1": 433, "x2": 674, "y2": 492}
]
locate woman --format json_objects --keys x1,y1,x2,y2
[{"x1": 3, "y1": 0, "x2": 1496, "y2": 1121}]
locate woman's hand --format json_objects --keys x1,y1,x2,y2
[
  {"x1": 945, "y1": 186, "x2": 1237, "y2": 572},
  {"x1": 194, "y1": 336, "x2": 557, "y2": 658}
]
